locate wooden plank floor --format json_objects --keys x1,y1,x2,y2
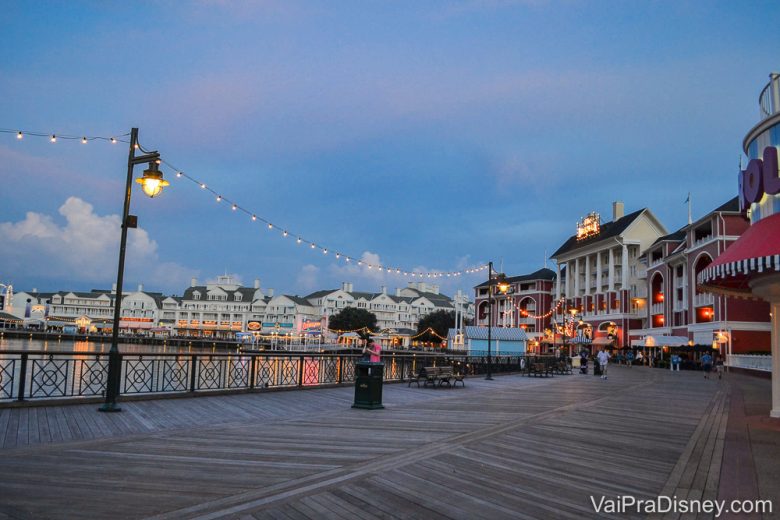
[{"x1": 0, "y1": 367, "x2": 732, "y2": 519}]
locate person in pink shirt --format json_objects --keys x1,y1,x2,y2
[{"x1": 363, "y1": 338, "x2": 382, "y2": 362}]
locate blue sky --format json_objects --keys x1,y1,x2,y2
[{"x1": 1, "y1": 1, "x2": 779, "y2": 298}]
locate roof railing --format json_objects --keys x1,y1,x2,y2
[{"x1": 758, "y1": 72, "x2": 780, "y2": 119}]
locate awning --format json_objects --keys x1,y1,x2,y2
[
  {"x1": 699, "y1": 211, "x2": 780, "y2": 296},
  {"x1": 642, "y1": 335, "x2": 689, "y2": 347}
]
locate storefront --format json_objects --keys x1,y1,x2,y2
[{"x1": 700, "y1": 73, "x2": 780, "y2": 418}]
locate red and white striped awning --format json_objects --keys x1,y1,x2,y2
[{"x1": 698, "y1": 212, "x2": 780, "y2": 297}]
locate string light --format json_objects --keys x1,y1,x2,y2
[{"x1": 3, "y1": 127, "x2": 489, "y2": 279}]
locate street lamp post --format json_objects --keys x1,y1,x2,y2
[
  {"x1": 486, "y1": 262, "x2": 509, "y2": 380},
  {"x1": 99, "y1": 128, "x2": 168, "y2": 413}
]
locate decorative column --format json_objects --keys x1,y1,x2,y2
[
  {"x1": 574, "y1": 258, "x2": 581, "y2": 297},
  {"x1": 749, "y1": 278, "x2": 780, "y2": 418},
  {"x1": 620, "y1": 244, "x2": 628, "y2": 291},
  {"x1": 608, "y1": 249, "x2": 615, "y2": 291},
  {"x1": 584, "y1": 255, "x2": 591, "y2": 296},
  {"x1": 556, "y1": 263, "x2": 561, "y2": 299},
  {"x1": 596, "y1": 253, "x2": 603, "y2": 294}
]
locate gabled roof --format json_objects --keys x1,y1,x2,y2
[
  {"x1": 651, "y1": 228, "x2": 686, "y2": 247},
  {"x1": 712, "y1": 196, "x2": 740, "y2": 214},
  {"x1": 304, "y1": 289, "x2": 338, "y2": 300},
  {"x1": 475, "y1": 267, "x2": 556, "y2": 288},
  {"x1": 551, "y1": 208, "x2": 645, "y2": 258},
  {"x1": 285, "y1": 295, "x2": 313, "y2": 307},
  {"x1": 450, "y1": 326, "x2": 528, "y2": 341}
]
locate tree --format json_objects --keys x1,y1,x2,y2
[
  {"x1": 417, "y1": 310, "x2": 455, "y2": 344},
  {"x1": 329, "y1": 307, "x2": 378, "y2": 339}
]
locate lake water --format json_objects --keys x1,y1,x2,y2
[{"x1": 0, "y1": 336, "x2": 233, "y2": 354}]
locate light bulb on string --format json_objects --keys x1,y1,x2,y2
[
  {"x1": 283, "y1": 231, "x2": 288, "y2": 237},
  {"x1": 251, "y1": 215, "x2": 257, "y2": 221},
  {"x1": 176, "y1": 172, "x2": 182, "y2": 178},
  {"x1": 81, "y1": 137, "x2": 87, "y2": 144},
  {"x1": 200, "y1": 183, "x2": 206, "y2": 189},
  {"x1": 310, "y1": 243, "x2": 316, "y2": 249},
  {"x1": 110, "y1": 137, "x2": 117, "y2": 144},
  {"x1": 323, "y1": 249, "x2": 328, "y2": 255},
  {"x1": 232, "y1": 204, "x2": 237, "y2": 211},
  {"x1": 216, "y1": 195, "x2": 222, "y2": 202},
  {"x1": 50, "y1": 135, "x2": 56, "y2": 143},
  {"x1": 297, "y1": 237, "x2": 302, "y2": 244},
  {"x1": 267, "y1": 223, "x2": 273, "y2": 230},
  {"x1": 335, "y1": 253, "x2": 340, "y2": 259},
  {"x1": 16, "y1": 131, "x2": 23, "y2": 139}
]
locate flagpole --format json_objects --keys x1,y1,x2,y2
[{"x1": 687, "y1": 192, "x2": 692, "y2": 225}]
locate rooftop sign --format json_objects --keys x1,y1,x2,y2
[{"x1": 576, "y1": 212, "x2": 601, "y2": 240}]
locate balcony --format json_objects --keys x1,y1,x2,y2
[
  {"x1": 759, "y1": 72, "x2": 780, "y2": 119},
  {"x1": 650, "y1": 303, "x2": 664, "y2": 316},
  {"x1": 673, "y1": 300, "x2": 687, "y2": 312},
  {"x1": 693, "y1": 293, "x2": 714, "y2": 307}
]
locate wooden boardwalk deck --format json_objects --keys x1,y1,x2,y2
[{"x1": 0, "y1": 367, "x2": 756, "y2": 519}]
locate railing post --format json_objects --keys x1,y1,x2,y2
[
  {"x1": 17, "y1": 353, "x2": 28, "y2": 401},
  {"x1": 298, "y1": 355, "x2": 305, "y2": 387},
  {"x1": 249, "y1": 355, "x2": 257, "y2": 390},
  {"x1": 189, "y1": 354, "x2": 198, "y2": 392},
  {"x1": 337, "y1": 356, "x2": 343, "y2": 384}
]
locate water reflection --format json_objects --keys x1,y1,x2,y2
[{"x1": 0, "y1": 336, "x2": 227, "y2": 354}]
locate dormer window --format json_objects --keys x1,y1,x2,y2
[
  {"x1": 235, "y1": 293, "x2": 242, "y2": 302},
  {"x1": 193, "y1": 291, "x2": 201, "y2": 301}
]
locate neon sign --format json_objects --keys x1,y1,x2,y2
[{"x1": 739, "y1": 146, "x2": 780, "y2": 212}]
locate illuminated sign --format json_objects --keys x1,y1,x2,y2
[
  {"x1": 739, "y1": 146, "x2": 780, "y2": 212},
  {"x1": 301, "y1": 319, "x2": 323, "y2": 331},
  {"x1": 247, "y1": 321, "x2": 261, "y2": 331},
  {"x1": 576, "y1": 212, "x2": 601, "y2": 240}
]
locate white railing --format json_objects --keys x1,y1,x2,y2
[
  {"x1": 673, "y1": 300, "x2": 687, "y2": 312},
  {"x1": 727, "y1": 354, "x2": 772, "y2": 372},
  {"x1": 693, "y1": 293, "x2": 714, "y2": 307},
  {"x1": 650, "y1": 303, "x2": 664, "y2": 315},
  {"x1": 759, "y1": 72, "x2": 780, "y2": 119}
]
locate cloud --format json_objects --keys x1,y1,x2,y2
[
  {"x1": 296, "y1": 264, "x2": 320, "y2": 292},
  {"x1": 0, "y1": 197, "x2": 198, "y2": 291}
]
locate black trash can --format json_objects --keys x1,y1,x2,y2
[
  {"x1": 352, "y1": 361, "x2": 385, "y2": 409},
  {"x1": 593, "y1": 361, "x2": 602, "y2": 376}
]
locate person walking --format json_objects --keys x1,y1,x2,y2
[
  {"x1": 701, "y1": 352, "x2": 713, "y2": 379},
  {"x1": 597, "y1": 348, "x2": 610, "y2": 380},
  {"x1": 626, "y1": 350, "x2": 634, "y2": 368},
  {"x1": 636, "y1": 350, "x2": 644, "y2": 366},
  {"x1": 671, "y1": 354, "x2": 681, "y2": 372}
]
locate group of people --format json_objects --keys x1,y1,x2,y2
[{"x1": 573, "y1": 348, "x2": 724, "y2": 380}]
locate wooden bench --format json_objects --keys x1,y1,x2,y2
[
  {"x1": 555, "y1": 360, "x2": 573, "y2": 375},
  {"x1": 528, "y1": 362, "x2": 553, "y2": 377},
  {"x1": 408, "y1": 366, "x2": 465, "y2": 388}
]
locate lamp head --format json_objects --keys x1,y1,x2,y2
[
  {"x1": 136, "y1": 161, "x2": 170, "y2": 198},
  {"x1": 495, "y1": 273, "x2": 510, "y2": 294}
]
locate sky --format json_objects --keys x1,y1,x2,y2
[{"x1": 1, "y1": 0, "x2": 779, "y2": 299}]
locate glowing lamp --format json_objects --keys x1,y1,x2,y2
[{"x1": 135, "y1": 162, "x2": 170, "y2": 198}]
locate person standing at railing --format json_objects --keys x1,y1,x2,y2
[{"x1": 362, "y1": 338, "x2": 381, "y2": 362}]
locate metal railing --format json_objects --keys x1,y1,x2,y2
[
  {"x1": 693, "y1": 293, "x2": 714, "y2": 307},
  {"x1": 727, "y1": 354, "x2": 772, "y2": 372},
  {"x1": 759, "y1": 73, "x2": 780, "y2": 120},
  {"x1": 0, "y1": 350, "x2": 526, "y2": 404}
]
